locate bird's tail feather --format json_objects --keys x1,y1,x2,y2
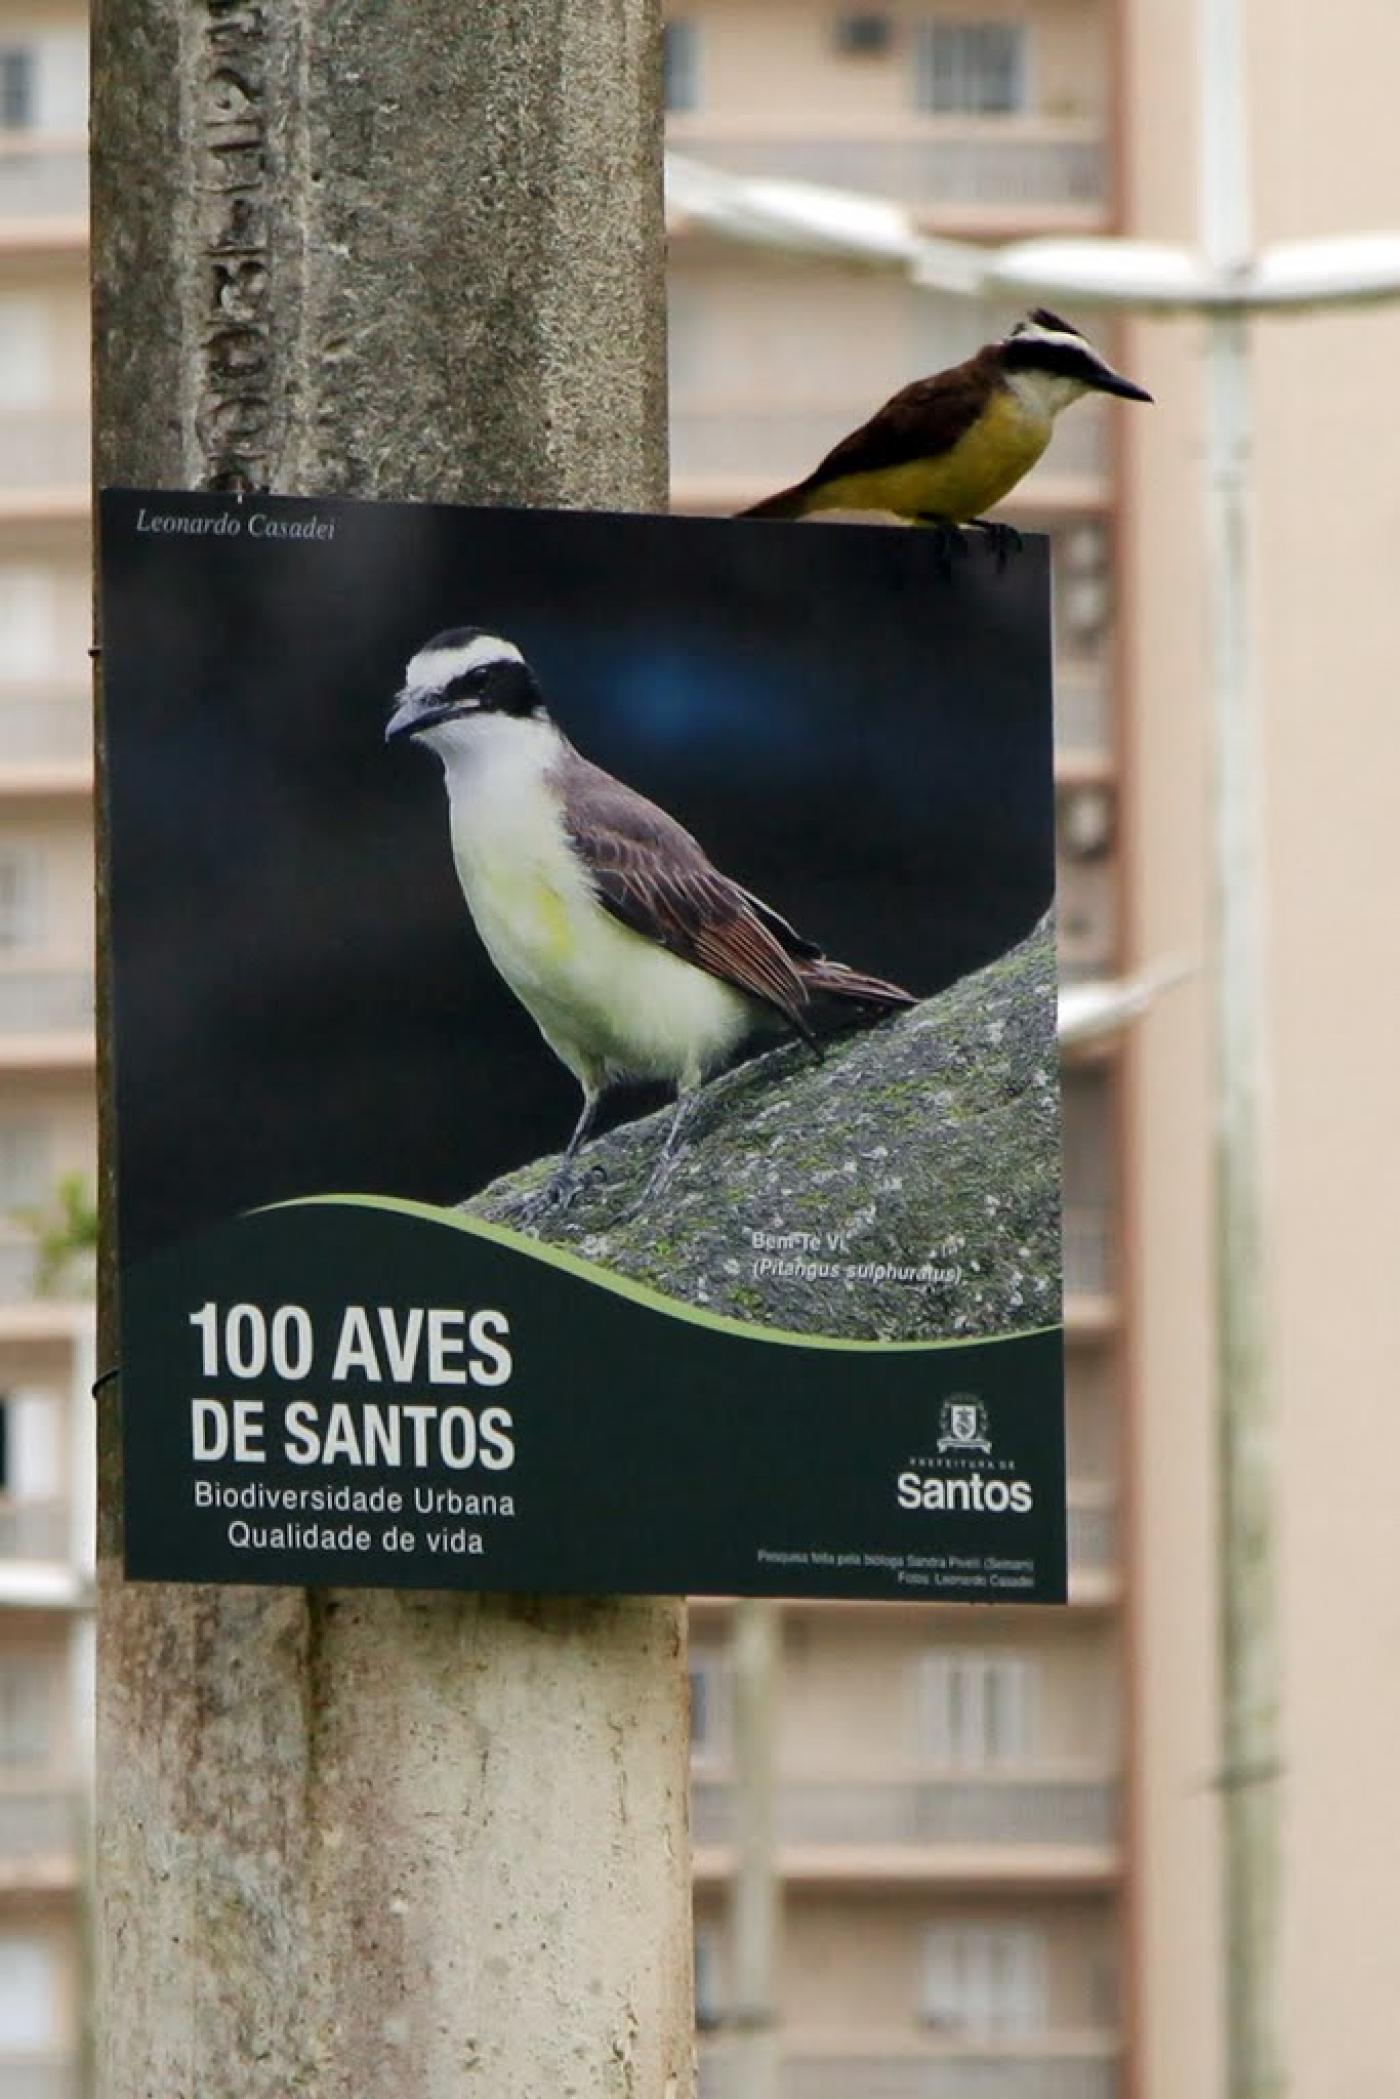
[
  {"x1": 737, "y1": 480, "x2": 815, "y2": 521},
  {"x1": 800, "y1": 958, "x2": 915, "y2": 1012}
]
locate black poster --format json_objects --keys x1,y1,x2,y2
[{"x1": 100, "y1": 489, "x2": 1066, "y2": 1602}]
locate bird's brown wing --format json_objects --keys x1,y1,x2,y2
[
  {"x1": 556, "y1": 751, "x2": 817, "y2": 1038},
  {"x1": 733, "y1": 883, "x2": 823, "y2": 961},
  {"x1": 806, "y1": 353, "x2": 995, "y2": 486}
]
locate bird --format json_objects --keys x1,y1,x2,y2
[
  {"x1": 737, "y1": 308, "x2": 1152, "y2": 560},
  {"x1": 385, "y1": 627, "x2": 915, "y2": 1221}
]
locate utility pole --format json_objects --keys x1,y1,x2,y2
[
  {"x1": 90, "y1": 8, "x2": 694, "y2": 2097},
  {"x1": 1198, "y1": 4, "x2": 1279, "y2": 2091}
]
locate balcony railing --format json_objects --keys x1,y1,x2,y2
[
  {"x1": 0, "y1": 1788, "x2": 80, "y2": 1872},
  {"x1": 669, "y1": 122, "x2": 1105, "y2": 214},
  {"x1": 701, "y1": 2050, "x2": 1117, "y2": 2099},
  {"x1": 0, "y1": 2064, "x2": 81, "y2": 2099},
  {"x1": 670, "y1": 400, "x2": 1108, "y2": 497},
  {"x1": 0, "y1": 1499, "x2": 70, "y2": 1561},
  {"x1": 693, "y1": 1777, "x2": 1117, "y2": 1850},
  {"x1": 0, "y1": 411, "x2": 90, "y2": 491},
  {"x1": 0, "y1": 136, "x2": 87, "y2": 221},
  {"x1": 0, "y1": 691, "x2": 92, "y2": 767},
  {"x1": 0, "y1": 970, "x2": 94, "y2": 1033}
]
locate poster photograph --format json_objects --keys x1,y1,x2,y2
[{"x1": 100, "y1": 488, "x2": 1067, "y2": 1602}]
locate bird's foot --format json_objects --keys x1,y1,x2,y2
[
  {"x1": 970, "y1": 518, "x2": 1024, "y2": 571},
  {"x1": 616, "y1": 1151, "x2": 683, "y2": 1225},
  {"x1": 505, "y1": 1160, "x2": 604, "y2": 1232},
  {"x1": 641, "y1": 1145, "x2": 685, "y2": 1209},
  {"x1": 615, "y1": 1091, "x2": 706, "y2": 1224},
  {"x1": 913, "y1": 515, "x2": 969, "y2": 578}
]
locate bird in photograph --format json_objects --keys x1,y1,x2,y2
[
  {"x1": 738, "y1": 308, "x2": 1152, "y2": 561},
  {"x1": 385, "y1": 628, "x2": 914, "y2": 1221}
]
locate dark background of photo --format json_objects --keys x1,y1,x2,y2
[{"x1": 101, "y1": 492, "x2": 1054, "y2": 1263}]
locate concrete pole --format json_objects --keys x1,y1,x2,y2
[
  {"x1": 728, "y1": 1601, "x2": 780, "y2": 2099},
  {"x1": 90, "y1": 8, "x2": 694, "y2": 2098},
  {"x1": 1199, "y1": 0, "x2": 1282, "y2": 2091}
]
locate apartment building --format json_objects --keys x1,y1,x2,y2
[
  {"x1": 665, "y1": 4, "x2": 1130, "y2": 2095},
  {"x1": 0, "y1": 7, "x2": 95, "y2": 2098},
  {"x1": 669, "y1": 5, "x2": 1400, "y2": 2099}
]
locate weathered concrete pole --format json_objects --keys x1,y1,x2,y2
[{"x1": 91, "y1": 7, "x2": 692, "y2": 2097}]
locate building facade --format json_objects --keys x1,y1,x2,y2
[
  {"x1": 665, "y1": 3, "x2": 1132, "y2": 2094},
  {"x1": 0, "y1": 6, "x2": 95, "y2": 2097}
]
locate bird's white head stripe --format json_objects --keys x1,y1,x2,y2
[
  {"x1": 408, "y1": 634, "x2": 524, "y2": 692},
  {"x1": 1003, "y1": 321, "x2": 1090, "y2": 357}
]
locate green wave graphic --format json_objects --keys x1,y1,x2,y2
[{"x1": 258, "y1": 1192, "x2": 1062, "y2": 1357}]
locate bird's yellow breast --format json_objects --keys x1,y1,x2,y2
[
  {"x1": 813, "y1": 388, "x2": 1051, "y2": 523},
  {"x1": 471, "y1": 863, "x2": 575, "y2": 963}
]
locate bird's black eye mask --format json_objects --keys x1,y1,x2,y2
[
  {"x1": 1002, "y1": 336, "x2": 1099, "y2": 382},
  {"x1": 436, "y1": 659, "x2": 544, "y2": 719}
]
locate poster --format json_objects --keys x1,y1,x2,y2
[{"x1": 100, "y1": 489, "x2": 1066, "y2": 1602}]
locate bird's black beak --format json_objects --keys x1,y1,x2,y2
[
  {"x1": 384, "y1": 692, "x2": 422, "y2": 744},
  {"x1": 384, "y1": 692, "x2": 479, "y2": 744},
  {"x1": 1093, "y1": 365, "x2": 1153, "y2": 403}
]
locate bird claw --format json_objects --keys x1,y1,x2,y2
[
  {"x1": 971, "y1": 518, "x2": 1024, "y2": 571},
  {"x1": 616, "y1": 1163, "x2": 678, "y2": 1227},
  {"x1": 506, "y1": 1161, "x2": 604, "y2": 1231},
  {"x1": 914, "y1": 515, "x2": 970, "y2": 579}
]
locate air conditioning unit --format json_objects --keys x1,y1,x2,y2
[{"x1": 834, "y1": 14, "x2": 895, "y2": 57}]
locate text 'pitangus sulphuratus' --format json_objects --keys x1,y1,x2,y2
[
  {"x1": 740, "y1": 309, "x2": 1151, "y2": 555},
  {"x1": 386, "y1": 630, "x2": 914, "y2": 1219}
]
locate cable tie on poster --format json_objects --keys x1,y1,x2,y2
[{"x1": 92, "y1": 1365, "x2": 121, "y2": 1401}]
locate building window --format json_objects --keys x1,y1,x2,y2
[
  {"x1": 0, "y1": 1390, "x2": 62, "y2": 1502},
  {"x1": 1055, "y1": 517, "x2": 1113, "y2": 657},
  {"x1": 918, "y1": 1650, "x2": 1036, "y2": 1765},
  {"x1": 0, "y1": 1934, "x2": 59, "y2": 2049},
  {"x1": 835, "y1": 14, "x2": 895, "y2": 57},
  {"x1": 689, "y1": 1652, "x2": 729, "y2": 1759},
  {"x1": 0, "y1": 49, "x2": 34, "y2": 131},
  {"x1": 0, "y1": 566, "x2": 56, "y2": 681},
  {"x1": 914, "y1": 21, "x2": 1029, "y2": 114},
  {"x1": 664, "y1": 21, "x2": 700, "y2": 112},
  {"x1": 0, "y1": 294, "x2": 50, "y2": 410},
  {"x1": 35, "y1": 29, "x2": 88, "y2": 133},
  {"x1": 666, "y1": 275, "x2": 709, "y2": 403},
  {"x1": 694, "y1": 1923, "x2": 724, "y2": 2030},
  {"x1": 1062, "y1": 1064, "x2": 1116, "y2": 1291},
  {"x1": 0, "y1": 849, "x2": 42, "y2": 950},
  {"x1": 0, "y1": 1123, "x2": 50, "y2": 1211},
  {"x1": 1088, "y1": 1945, "x2": 1119, "y2": 2027},
  {"x1": 922, "y1": 1923, "x2": 1047, "y2": 2035},
  {"x1": 0, "y1": 1656, "x2": 50, "y2": 1767}
]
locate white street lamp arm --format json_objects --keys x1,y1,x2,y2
[{"x1": 666, "y1": 154, "x2": 1400, "y2": 315}]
